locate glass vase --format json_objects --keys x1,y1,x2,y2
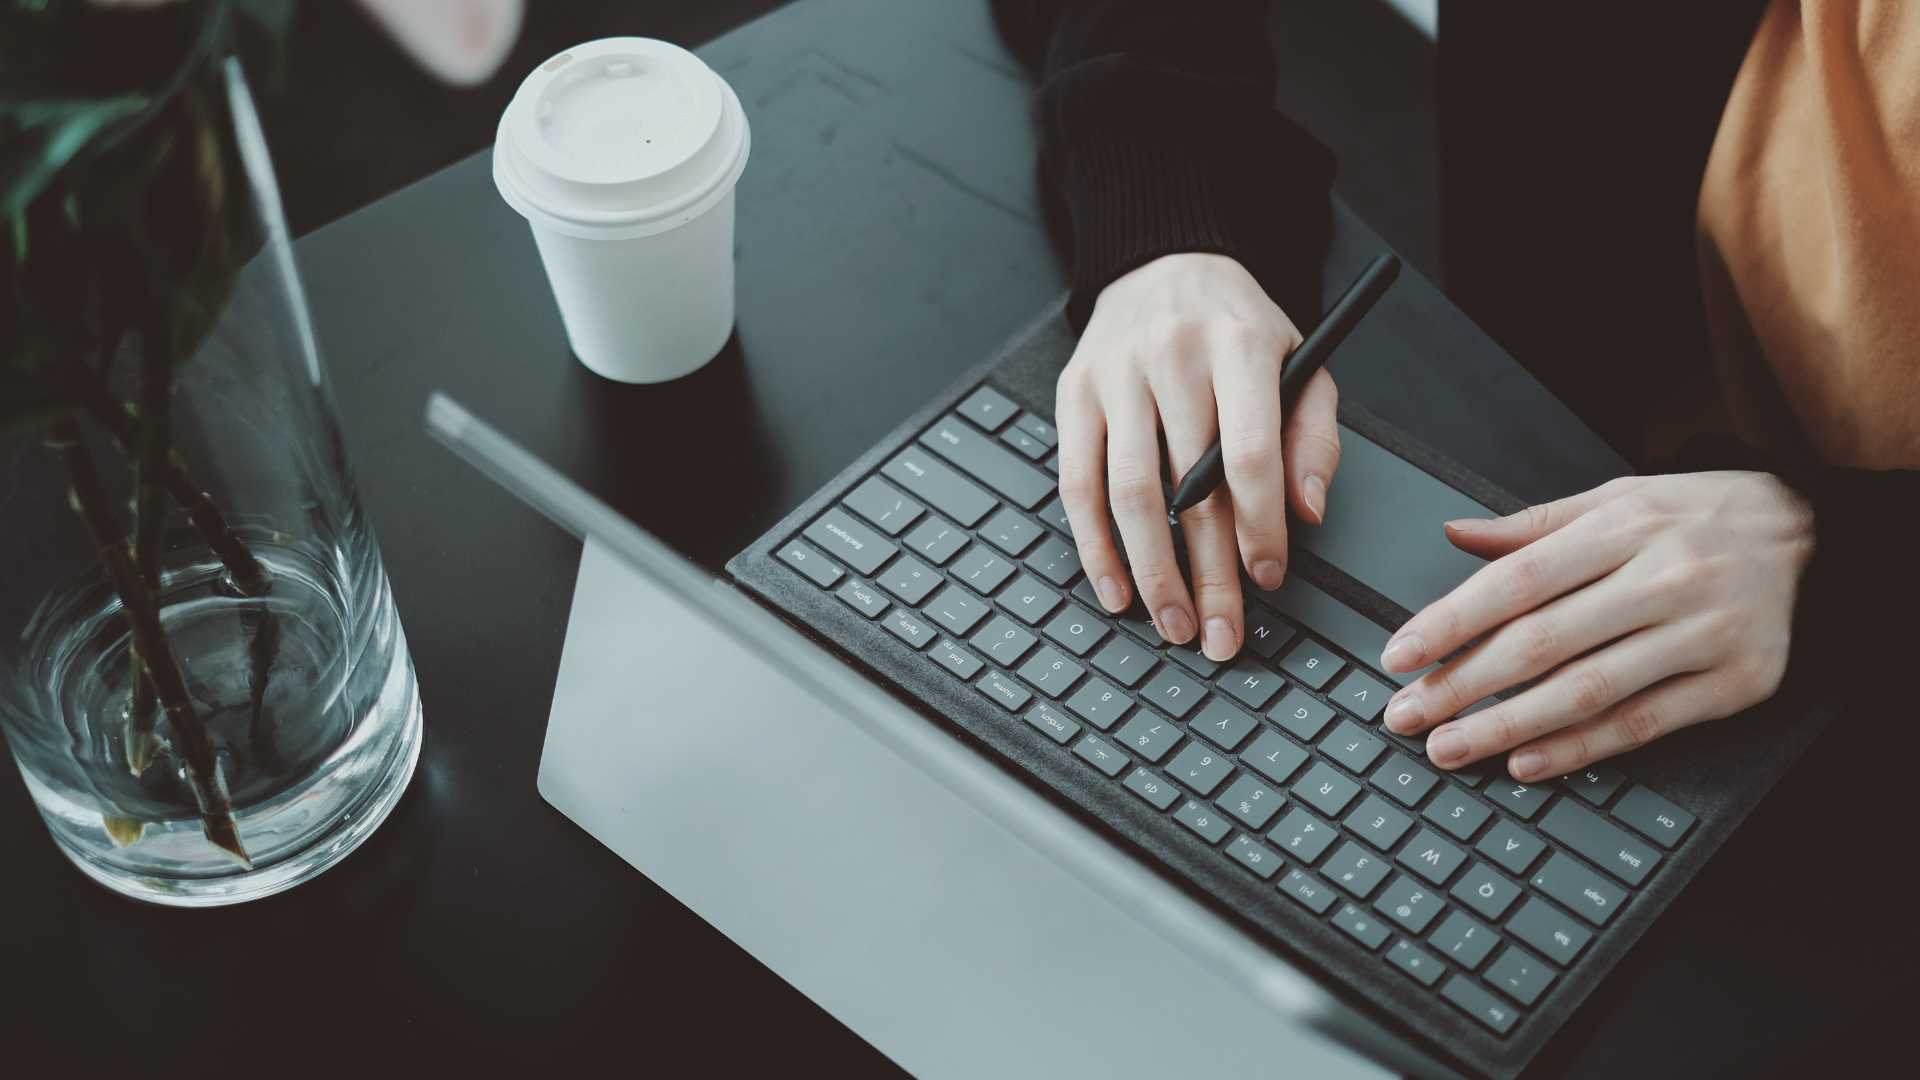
[{"x1": 0, "y1": 57, "x2": 422, "y2": 906}]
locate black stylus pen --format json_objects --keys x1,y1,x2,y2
[{"x1": 1166, "y1": 252, "x2": 1402, "y2": 521}]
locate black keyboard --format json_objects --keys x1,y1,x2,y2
[{"x1": 768, "y1": 381, "x2": 1697, "y2": 1040}]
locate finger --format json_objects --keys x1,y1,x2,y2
[
  {"x1": 1442, "y1": 477, "x2": 1642, "y2": 560},
  {"x1": 1055, "y1": 371, "x2": 1130, "y2": 612},
  {"x1": 1281, "y1": 368, "x2": 1341, "y2": 525},
  {"x1": 1210, "y1": 337, "x2": 1288, "y2": 588},
  {"x1": 1103, "y1": 382, "x2": 1194, "y2": 642},
  {"x1": 1151, "y1": 360, "x2": 1243, "y2": 660},
  {"x1": 1380, "y1": 503, "x2": 1640, "y2": 673},
  {"x1": 1421, "y1": 621, "x2": 1708, "y2": 770},
  {"x1": 1504, "y1": 669, "x2": 1734, "y2": 781},
  {"x1": 1382, "y1": 562, "x2": 1673, "y2": 734}
]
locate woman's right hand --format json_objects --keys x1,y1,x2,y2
[{"x1": 1055, "y1": 252, "x2": 1342, "y2": 662}]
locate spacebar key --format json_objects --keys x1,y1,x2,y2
[{"x1": 919, "y1": 415, "x2": 1055, "y2": 509}]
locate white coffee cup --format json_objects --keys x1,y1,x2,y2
[{"x1": 493, "y1": 38, "x2": 750, "y2": 383}]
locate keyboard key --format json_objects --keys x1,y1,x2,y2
[
  {"x1": 1530, "y1": 853, "x2": 1626, "y2": 927},
  {"x1": 1486, "y1": 946, "x2": 1555, "y2": 1007},
  {"x1": 1507, "y1": 897, "x2": 1591, "y2": 966},
  {"x1": 1073, "y1": 733, "x2": 1129, "y2": 777},
  {"x1": 1041, "y1": 603, "x2": 1110, "y2": 657},
  {"x1": 1429, "y1": 910, "x2": 1499, "y2": 970},
  {"x1": 1167, "y1": 742, "x2": 1234, "y2": 795},
  {"x1": 951, "y1": 543, "x2": 1017, "y2": 594},
  {"x1": 1332, "y1": 903, "x2": 1391, "y2": 950},
  {"x1": 979, "y1": 507, "x2": 1042, "y2": 556},
  {"x1": 1218, "y1": 659, "x2": 1284, "y2": 710},
  {"x1": 1559, "y1": 763, "x2": 1626, "y2": 806},
  {"x1": 806, "y1": 507, "x2": 898, "y2": 576},
  {"x1": 1124, "y1": 766, "x2": 1181, "y2": 810},
  {"x1": 1227, "y1": 834, "x2": 1283, "y2": 879},
  {"x1": 1045, "y1": 451, "x2": 1060, "y2": 474},
  {"x1": 1065, "y1": 677, "x2": 1131, "y2": 731},
  {"x1": 1016, "y1": 646, "x2": 1085, "y2": 698},
  {"x1": 1036, "y1": 495, "x2": 1073, "y2": 536},
  {"x1": 834, "y1": 579, "x2": 889, "y2": 618},
  {"x1": 1021, "y1": 536, "x2": 1081, "y2": 586},
  {"x1": 999, "y1": 424, "x2": 1049, "y2": 460},
  {"x1": 1189, "y1": 697, "x2": 1259, "y2": 751},
  {"x1": 1270, "y1": 808, "x2": 1338, "y2": 864},
  {"x1": 1242, "y1": 603, "x2": 1296, "y2": 659},
  {"x1": 1321, "y1": 719, "x2": 1387, "y2": 774},
  {"x1": 1440, "y1": 976, "x2": 1519, "y2": 1035},
  {"x1": 970, "y1": 615, "x2": 1037, "y2": 666},
  {"x1": 1396, "y1": 828, "x2": 1467, "y2": 885},
  {"x1": 1242, "y1": 730, "x2": 1310, "y2": 785},
  {"x1": 1329, "y1": 669, "x2": 1392, "y2": 721},
  {"x1": 877, "y1": 554, "x2": 941, "y2": 606},
  {"x1": 1259, "y1": 575, "x2": 1404, "y2": 688},
  {"x1": 1269, "y1": 688, "x2": 1335, "y2": 741},
  {"x1": 975, "y1": 669, "x2": 1032, "y2": 712},
  {"x1": 1345, "y1": 794, "x2": 1415, "y2": 850},
  {"x1": 928, "y1": 638, "x2": 984, "y2": 679},
  {"x1": 1388, "y1": 940, "x2": 1445, "y2": 987},
  {"x1": 1015, "y1": 412, "x2": 1058, "y2": 447},
  {"x1": 1174, "y1": 799, "x2": 1231, "y2": 844},
  {"x1": 778, "y1": 539, "x2": 845, "y2": 589},
  {"x1": 1115, "y1": 711, "x2": 1182, "y2": 763},
  {"x1": 1140, "y1": 665, "x2": 1206, "y2": 718},
  {"x1": 1424, "y1": 787, "x2": 1492, "y2": 841},
  {"x1": 844, "y1": 476, "x2": 925, "y2": 536},
  {"x1": 885, "y1": 448, "x2": 995, "y2": 528},
  {"x1": 1370, "y1": 752, "x2": 1439, "y2": 808},
  {"x1": 1450, "y1": 862, "x2": 1522, "y2": 921},
  {"x1": 1375, "y1": 874, "x2": 1446, "y2": 934},
  {"x1": 999, "y1": 574, "x2": 1063, "y2": 626},
  {"x1": 920, "y1": 415, "x2": 1054, "y2": 509},
  {"x1": 925, "y1": 584, "x2": 990, "y2": 636},
  {"x1": 1217, "y1": 773, "x2": 1283, "y2": 830},
  {"x1": 1539, "y1": 799, "x2": 1661, "y2": 886},
  {"x1": 1279, "y1": 637, "x2": 1344, "y2": 689},
  {"x1": 1280, "y1": 869, "x2": 1339, "y2": 914},
  {"x1": 1292, "y1": 762, "x2": 1362, "y2": 817},
  {"x1": 1324, "y1": 841, "x2": 1391, "y2": 897},
  {"x1": 1023, "y1": 701, "x2": 1082, "y2": 745},
  {"x1": 1090, "y1": 637, "x2": 1155, "y2": 687},
  {"x1": 1611, "y1": 785, "x2": 1696, "y2": 849},
  {"x1": 881, "y1": 608, "x2": 937, "y2": 649},
  {"x1": 901, "y1": 515, "x2": 968, "y2": 565},
  {"x1": 1166, "y1": 639, "x2": 1225, "y2": 677},
  {"x1": 957, "y1": 385, "x2": 1018, "y2": 432},
  {"x1": 1476, "y1": 820, "x2": 1547, "y2": 876},
  {"x1": 1486, "y1": 778, "x2": 1553, "y2": 820}
]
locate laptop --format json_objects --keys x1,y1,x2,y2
[{"x1": 431, "y1": 299, "x2": 1829, "y2": 1079}]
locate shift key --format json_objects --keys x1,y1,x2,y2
[
  {"x1": 919, "y1": 415, "x2": 1055, "y2": 509},
  {"x1": 1539, "y1": 799, "x2": 1661, "y2": 886}
]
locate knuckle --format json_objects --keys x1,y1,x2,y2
[
  {"x1": 1485, "y1": 710, "x2": 1522, "y2": 752},
  {"x1": 1512, "y1": 618, "x2": 1559, "y2": 667},
  {"x1": 1501, "y1": 553, "x2": 1549, "y2": 604},
  {"x1": 1129, "y1": 561, "x2": 1181, "y2": 596},
  {"x1": 1108, "y1": 466, "x2": 1161, "y2": 514},
  {"x1": 1566, "y1": 664, "x2": 1615, "y2": 713},
  {"x1": 1615, "y1": 699, "x2": 1664, "y2": 749},
  {"x1": 1222, "y1": 426, "x2": 1280, "y2": 475},
  {"x1": 1191, "y1": 565, "x2": 1240, "y2": 597},
  {"x1": 1433, "y1": 666, "x2": 1473, "y2": 713}
]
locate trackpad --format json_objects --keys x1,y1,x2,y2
[{"x1": 1293, "y1": 425, "x2": 1494, "y2": 615}]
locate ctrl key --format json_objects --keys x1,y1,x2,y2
[
  {"x1": 779, "y1": 540, "x2": 844, "y2": 588},
  {"x1": 1440, "y1": 976, "x2": 1520, "y2": 1035}
]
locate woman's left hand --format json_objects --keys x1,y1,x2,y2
[{"x1": 1379, "y1": 471, "x2": 1814, "y2": 782}]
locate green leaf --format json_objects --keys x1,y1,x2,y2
[{"x1": 0, "y1": 95, "x2": 148, "y2": 221}]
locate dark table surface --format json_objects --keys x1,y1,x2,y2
[{"x1": 5, "y1": 1, "x2": 1907, "y2": 1075}]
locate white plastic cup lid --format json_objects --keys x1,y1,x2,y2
[{"x1": 493, "y1": 38, "x2": 750, "y2": 240}]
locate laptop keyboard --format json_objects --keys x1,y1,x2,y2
[{"x1": 775, "y1": 382, "x2": 1697, "y2": 1038}]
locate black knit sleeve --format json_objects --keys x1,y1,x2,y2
[{"x1": 990, "y1": 0, "x2": 1336, "y2": 330}]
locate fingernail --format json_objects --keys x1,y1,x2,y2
[
  {"x1": 1427, "y1": 728, "x2": 1466, "y2": 766},
  {"x1": 1383, "y1": 693, "x2": 1424, "y2": 733},
  {"x1": 1251, "y1": 559, "x2": 1284, "y2": 589},
  {"x1": 1096, "y1": 575, "x2": 1127, "y2": 612},
  {"x1": 1381, "y1": 633, "x2": 1425, "y2": 671},
  {"x1": 1158, "y1": 606, "x2": 1195, "y2": 644},
  {"x1": 1445, "y1": 518, "x2": 1490, "y2": 534},
  {"x1": 1510, "y1": 749, "x2": 1546, "y2": 780},
  {"x1": 1202, "y1": 617, "x2": 1237, "y2": 661},
  {"x1": 1303, "y1": 474, "x2": 1327, "y2": 523}
]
